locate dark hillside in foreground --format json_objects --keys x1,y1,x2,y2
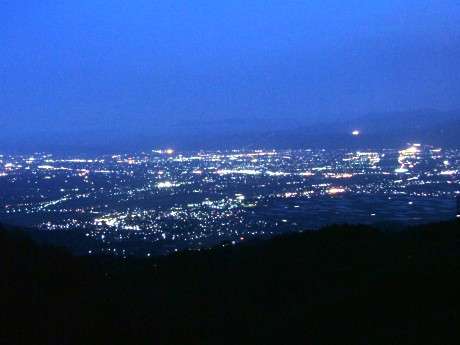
[{"x1": 2, "y1": 221, "x2": 460, "y2": 344}]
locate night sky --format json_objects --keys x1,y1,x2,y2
[{"x1": 2, "y1": 1, "x2": 460, "y2": 152}]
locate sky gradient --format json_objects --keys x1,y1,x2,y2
[{"x1": 2, "y1": 1, "x2": 460, "y2": 151}]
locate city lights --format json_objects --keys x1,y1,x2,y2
[{"x1": 0, "y1": 145, "x2": 458, "y2": 255}]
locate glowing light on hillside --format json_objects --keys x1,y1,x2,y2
[
  {"x1": 439, "y1": 170, "x2": 457, "y2": 176},
  {"x1": 352, "y1": 130, "x2": 360, "y2": 136},
  {"x1": 157, "y1": 181, "x2": 174, "y2": 188},
  {"x1": 266, "y1": 171, "x2": 289, "y2": 176},
  {"x1": 38, "y1": 165, "x2": 55, "y2": 170},
  {"x1": 400, "y1": 146, "x2": 419, "y2": 155},
  {"x1": 217, "y1": 169, "x2": 261, "y2": 176},
  {"x1": 153, "y1": 149, "x2": 175, "y2": 155},
  {"x1": 235, "y1": 194, "x2": 245, "y2": 201},
  {"x1": 327, "y1": 187, "x2": 345, "y2": 195},
  {"x1": 395, "y1": 167, "x2": 409, "y2": 173}
]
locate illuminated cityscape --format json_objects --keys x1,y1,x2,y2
[
  {"x1": 3, "y1": 1, "x2": 460, "y2": 343},
  {"x1": 0, "y1": 144, "x2": 458, "y2": 255}
]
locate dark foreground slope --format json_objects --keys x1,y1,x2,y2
[{"x1": 1, "y1": 221, "x2": 460, "y2": 345}]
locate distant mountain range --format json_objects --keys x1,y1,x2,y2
[
  {"x1": 255, "y1": 109, "x2": 460, "y2": 149},
  {"x1": 1, "y1": 109, "x2": 458, "y2": 153},
  {"x1": 164, "y1": 109, "x2": 460, "y2": 150}
]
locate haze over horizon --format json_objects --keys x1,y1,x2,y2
[{"x1": 2, "y1": 1, "x2": 460, "y2": 152}]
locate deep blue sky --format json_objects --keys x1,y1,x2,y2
[{"x1": 1, "y1": 1, "x2": 460, "y2": 151}]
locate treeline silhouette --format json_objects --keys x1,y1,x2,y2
[{"x1": 1, "y1": 221, "x2": 460, "y2": 344}]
